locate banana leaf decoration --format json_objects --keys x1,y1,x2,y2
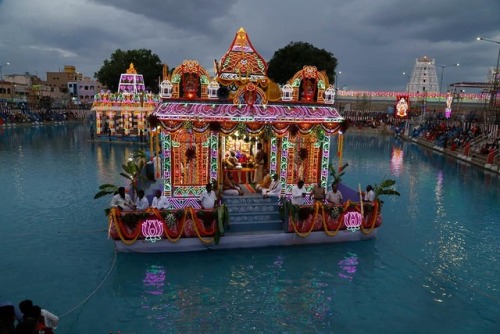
[{"x1": 374, "y1": 179, "x2": 400, "y2": 199}]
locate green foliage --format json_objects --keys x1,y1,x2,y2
[
  {"x1": 267, "y1": 42, "x2": 338, "y2": 85},
  {"x1": 374, "y1": 179, "x2": 400, "y2": 199},
  {"x1": 328, "y1": 163, "x2": 349, "y2": 185},
  {"x1": 94, "y1": 49, "x2": 163, "y2": 92},
  {"x1": 94, "y1": 184, "x2": 118, "y2": 199},
  {"x1": 94, "y1": 149, "x2": 147, "y2": 201}
]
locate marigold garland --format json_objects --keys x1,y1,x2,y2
[
  {"x1": 322, "y1": 202, "x2": 350, "y2": 236},
  {"x1": 109, "y1": 208, "x2": 141, "y2": 245},
  {"x1": 186, "y1": 207, "x2": 215, "y2": 244},
  {"x1": 290, "y1": 202, "x2": 323, "y2": 237},
  {"x1": 163, "y1": 209, "x2": 186, "y2": 242},
  {"x1": 360, "y1": 200, "x2": 379, "y2": 235}
]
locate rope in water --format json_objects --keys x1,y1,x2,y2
[{"x1": 59, "y1": 249, "x2": 117, "y2": 318}]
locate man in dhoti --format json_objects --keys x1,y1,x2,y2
[
  {"x1": 262, "y1": 174, "x2": 282, "y2": 198},
  {"x1": 253, "y1": 143, "x2": 266, "y2": 184}
]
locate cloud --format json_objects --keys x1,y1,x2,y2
[{"x1": 0, "y1": 0, "x2": 499, "y2": 91}]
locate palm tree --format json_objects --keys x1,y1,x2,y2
[{"x1": 93, "y1": 149, "x2": 148, "y2": 200}]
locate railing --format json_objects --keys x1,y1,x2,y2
[{"x1": 486, "y1": 149, "x2": 498, "y2": 166}]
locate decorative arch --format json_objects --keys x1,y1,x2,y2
[
  {"x1": 289, "y1": 66, "x2": 329, "y2": 103},
  {"x1": 232, "y1": 82, "x2": 268, "y2": 106},
  {"x1": 171, "y1": 60, "x2": 211, "y2": 99}
]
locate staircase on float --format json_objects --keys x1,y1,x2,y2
[{"x1": 222, "y1": 195, "x2": 284, "y2": 233}]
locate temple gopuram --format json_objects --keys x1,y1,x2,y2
[{"x1": 151, "y1": 28, "x2": 344, "y2": 208}]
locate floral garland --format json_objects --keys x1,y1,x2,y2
[
  {"x1": 186, "y1": 207, "x2": 215, "y2": 244},
  {"x1": 360, "y1": 200, "x2": 379, "y2": 235},
  {"x1": 288, "y1": 200, "x2": 379, "y2": 237},
  {"x1": 289, "y1": 201, "x2": 324, "y2": 237},
  {"x1": 109, "y1": 208, "x2": 142, "y2": 245}
]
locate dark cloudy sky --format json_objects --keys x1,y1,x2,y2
[{"x1": 0, "y1": 0, "x2": 499, "y2": 92}]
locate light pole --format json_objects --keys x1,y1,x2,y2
[
  {"x1": 477, "y1": 37, "x2": 500, "y2": 121},
  {"x1": 402, "y1": 72, "x2": 411, "y2": 93},
  {"x1": 334, "y1": 71, "x2": 341, "y2": 111},
  {"x1": 0, "y1": 62, "x2": 10, "y2": 81},
  {"x1": 334, "y1": 71, "x2": 341, "y2": 89},
  {"x1": 437, "y1": 63, "x2": 459, "y2": 93}
]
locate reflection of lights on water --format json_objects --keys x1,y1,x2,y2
[
  {"x1": 143, "y1": 265, "x2": 166, "y2": 295},
  {"x1": 390, "y1": 147, "x2": 404, "y2": 176},
  {"x1": 435, "y1": 170, "x2": 445, "y2": 218},
  {"x1": 338, "y1": 252, "x2": 358, "y2": 281}
]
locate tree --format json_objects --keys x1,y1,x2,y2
[
  {"x1": 267, "y1": 42, "x2": 338, "y2": 85},
  {"x1": 94, "y1": 49, "x2": 163, "y2": 93}
]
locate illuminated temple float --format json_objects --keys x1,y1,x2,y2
[
  {"x1": 108, "y1": 28, "x2": 383, "y2": 252},
  {"x1": 92, "y1": 63, "x2": 160, "y2": 141}
]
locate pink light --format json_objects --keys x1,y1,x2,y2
[
  {"x1": 142, "y1": 219, "x2": 163, "y2": 242},
  {"x1": 343, "y1": 212, "x2": 362, "y2": 232}
]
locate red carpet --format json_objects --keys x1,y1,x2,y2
[{"x1": 242, "y1": 184, "x2": 257, "y2": 193}]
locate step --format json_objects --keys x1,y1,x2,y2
[{"x1": 222, "y1": 195, "x2": 284, "y2": 232}]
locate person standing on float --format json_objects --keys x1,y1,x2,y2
[{"x1": 253, "y1": 143, "x2": 266, "y2": 184}]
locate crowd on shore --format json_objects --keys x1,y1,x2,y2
[
  {"x1": 410, "y1": 120, "x2": 499, "y2": 154},
  {"x1": 0, "y1": 299, "x2": 58, "y2": 334},
  {"x1": 0, "y1": 105, "x2": 87, "y2": 124}
]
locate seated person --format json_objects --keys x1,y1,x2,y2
[
  {"x1": 363, "y1": 185, "x2": 375, "y2": 202},
  {"x1": 151, "y1": 190, "x2": 169, "y2": 210},
  {"x1": 212, "y1": 181, "x2": 223, "y2": 206},
  {"x1": 199, "y1": 183, "x2": 217, "y2": 209},
  {"x1": 110, "y1": 187, "x2": 135, "y2": 211},
  {"x1": 326, "y1": 183, "x2": 343, "y2": 205},
  {"x1": 226, "y1": 151, "x2": 239, "y2": 168},
  {"x1": 135, "y1": 189, "x2": 150, "y2": 210},
  {"x1": 262, "y1": 174, "x2": 282, "y2": 198},
  {"x1": 291, "y1": 180, "x2": 307, "y2": 205},
  {"x1": 223, "y1": 173, "x2": 243, "y2": 196},
  {"x1": 255, "y1": 169, "x2": 271, "y2": 192},
  {"x1": 311, "y1": 182, "x2": 326, "y2": 202}
]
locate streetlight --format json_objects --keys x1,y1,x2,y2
[
  {"x1": 334, "y1": 71, "x2": 341, "y2": 89},
  {"x1": 477, "y1": 37, "x2": 500, "y2": 116},
  {"x1": 334, "y1": 71, "x2": 341, "y2": 111},
  {"x1": 437, "y1": 63, "x2": 459, "y2": 93},
  {"x1": 402, "y1": 72, "x2": 411, "y2": 92},
  {"x1": 0, "y1": 62, "x2": 10, "y2": 81}
]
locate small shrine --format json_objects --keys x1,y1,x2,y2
[
  {"x1": 91, "y1": 63, "x2": 160, "y2": 141},
  {"x1": 150, "y1": 28, "x2": 344, "y2": 208}
]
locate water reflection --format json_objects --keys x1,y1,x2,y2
[
  {"x1": 390, "y1": 146, "x2": 404, "y2": 176},
  {"x1": 142, "y1": 265, "x2": 166, "y2": 296},
  {"x1": 338, "y1": 252, "x2": 358, "y2": 281}
]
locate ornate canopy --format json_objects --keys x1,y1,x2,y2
[{"x1": 216, "y1": 27, "x2": 268, "y2": 87}]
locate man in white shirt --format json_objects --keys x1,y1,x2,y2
[
  {"x1": 262, "y1": 174, "x2": 282, "y2": 198},
  {"x1": 151, "y1": 190, "x2": 169, "y2": 210},
  {"x1": 110, "y1": 187, "x2": 135, "y2": 210},
  {"x1": 326, "y1": 183, "x2": 343, "y2": 205},
  {"x1": 364, "y1": 185, "x2": 375, "y2": 202},
  {"x1": 291, "y1": 180, "x2": 307, "y2": 205},
  {"x1": 199, "y1": 183, "x2": 217, "y2": 209},
  {"x1": 135, "y1": 189, "x2": 150, "y2": 210}
]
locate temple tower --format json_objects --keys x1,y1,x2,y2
[{"x1": 407, "y1": 56, "x2": 439, "y2": 93}]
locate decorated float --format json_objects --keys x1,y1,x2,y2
[
  {"x1": 91, "y1": 63, "x2": 160, "y2": 141},
  {"x1": 104, "y1": 28, "x2": 391, "y2": 253}
]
